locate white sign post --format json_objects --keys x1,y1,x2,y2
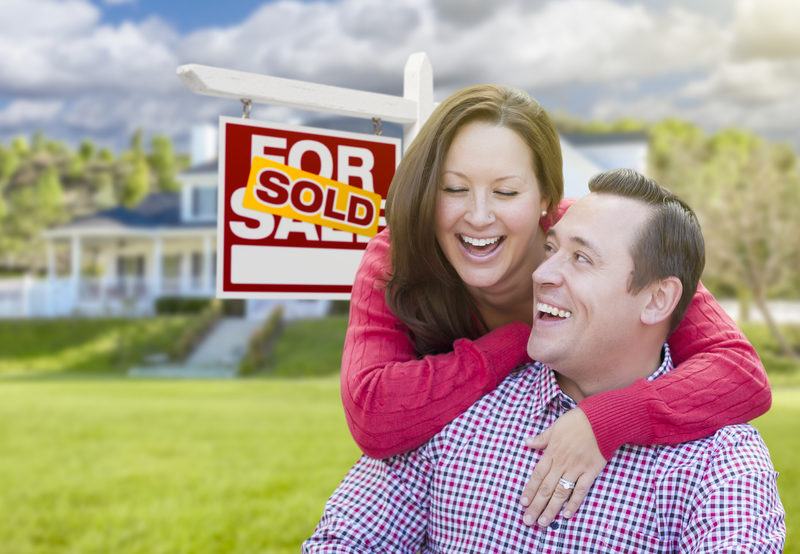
[
  {"x1": 177, "y1": 53, "x2": 433, "y2": 152},
  {"x1": 177, "y1": 53, "x2": 434, "y2": 299}
]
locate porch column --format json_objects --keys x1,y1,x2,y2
[
  {"x1": 71, "y1": 235, "x2": 81, "y2": 301},
  {"x1": 152, "y1": 235, "x2": 163, "y2": 298},
  {"x1": 202, "y1": 234, "x2": 212, "y2": 293},
  {"x1": 46, "y1": 240, "x2": 55, "y2": 281},
  {"x1": 45, "y1": 239, "x2": 56, "y2": 316},
  {"x1": 180, "y1": 251, "x2": 190, "y2": 294}
]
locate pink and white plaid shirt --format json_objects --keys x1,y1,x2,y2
[{"x1": 305, "y1": 347, "x2": 785, "y2": 553}]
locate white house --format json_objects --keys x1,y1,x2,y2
[{"x1": 0, "y1": 127, "x2": 648, "y2": 318}]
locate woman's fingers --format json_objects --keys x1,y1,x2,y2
[
  {"x1": 520, "y1": 453, "x2": 551, "y2": 507},
  {"x1": 529, "y1": 472, "x2": 580, "y2": 527},
  {"x1": 562, "y1": 473, "x2": 594, "y2": 519},
  {"x1": 522, "y1": 465, "x2": 562, "y2": 526},
  {"x1": 520, "y1": 409, "x2": 609, "y2": 526}
]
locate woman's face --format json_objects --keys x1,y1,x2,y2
[{"x1": 435, "y1": 121, "x2": 547, "y2": 297}]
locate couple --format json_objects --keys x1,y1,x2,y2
[{"x1": 305, "y1": 86, "x2": 785, "y2": 551}]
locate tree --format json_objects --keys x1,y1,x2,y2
[
  {"x1": 121, "y1": 156, "x2": 150, "y2": 207},
  {"x1": 148, "y1": 134, "x2": 180, "y2": 192},
  {"x1": 0, "y1": 145, "x2": 20, "y2": 184},
  {"x1": 650, "y1": 123, "x2": 800, "y2": 358}
]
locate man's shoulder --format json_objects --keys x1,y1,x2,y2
[
  {"x1": 426, "y1": 365, "x2": 542, "y2": 457},
  {"x1": 656, "y1": 423, "x2": 775, "y2": 484}
]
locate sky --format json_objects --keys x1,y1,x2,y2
[{"x1": 1, "y1": 0, "x2": 799, "y2": 155}]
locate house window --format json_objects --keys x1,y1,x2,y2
[
  {"x1": 191, "y1": 187, "x2": 217, "y2": 220},
  {"x1": 162, "y1": 254, "x2": 181, "y2": 293},
  {"x1": 115, "y1": 255, "x2": 145, "y2": 296}
]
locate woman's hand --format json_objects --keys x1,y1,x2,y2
[{"x1": 520, "y1": 408, "x2": 607, "y2": 527}]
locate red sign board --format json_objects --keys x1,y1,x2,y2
[{"x1": 218, "y1": 117, "x2": 401, "y2": 298}]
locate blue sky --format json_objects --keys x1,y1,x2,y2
[
  {"x1": 1, "y1": 0, "x2": 798, "y2": 154},
  {"x1": 98, "y1": 0, "x2": 271, "y2": 33}
]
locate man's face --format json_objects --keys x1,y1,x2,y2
[{"x1": 527, "y1": 193, "x2": 653, "y2": 375}]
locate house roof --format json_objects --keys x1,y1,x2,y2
[
  {"x1": 182, "y1": 159, "x2": 218, "y2": 175},
  {"x1": 49, "y1": 192, "x2": 213, "y2": 234},
  {"x1": 559, "y1": 131, "x2": 648, "y2": 146}
]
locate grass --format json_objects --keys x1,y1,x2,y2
[
  {"x1": 268, "y1": 315, "x2": 348, "y2": 378},
  {"x1": 0, "y1": 317, "x2": 193, "y2": 377},
  {"x1": 0, "y1": 377, "x2": 360, "y2": 554},
  {"x1": 741, "y1": 322, "x2": 800, "y2": 386},
  {"x1": 0, "y1": 318, "x2": 797, "y2": 551},
  {"x1": 0, "y1": 377, "x2": 795, "y2": 553}
]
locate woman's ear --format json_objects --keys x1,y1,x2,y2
[{"x1": 641, "y1": 277, "x2": 683, "y2": 326}]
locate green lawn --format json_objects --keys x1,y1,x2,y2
[
  {"x1": 0, "y1": 378, "x2": 796, "y2": 553},
  {"x1": 0, "y1": 377, "x2": 360, "y2": 554},
  {"x1": 0, "y1": 317, "x2": 193, "y2": 377}
]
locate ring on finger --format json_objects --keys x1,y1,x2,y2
[{"x1": 558, "y1": 477, "x2": 576, "y2": 490}]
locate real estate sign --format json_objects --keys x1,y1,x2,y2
[{"x1": 218, "y1": 116, "x2": 401, "y2": 299}]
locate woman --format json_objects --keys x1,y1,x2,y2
[{"x1": 341, "y1": 84, "x2": 771, "y2": 528}]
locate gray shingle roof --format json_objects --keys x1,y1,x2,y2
[{"x1": 52, "y1": 192, "x2": 213, "y2": 231}]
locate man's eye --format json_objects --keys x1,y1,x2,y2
[
  {"x1": 543, "y1": 243, "x2": 556, "y2": 255},
  {"x1": 574, "y1": 252, "x2": 591, "y2": 264}
]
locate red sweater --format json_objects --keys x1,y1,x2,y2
[{"x1": 341, "y1": 204, "x2": 772, "y2": 460}]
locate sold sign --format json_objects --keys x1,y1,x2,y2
[
  {"x1": 219, "y1": 117, "x2": 401, "y2": 299},
  {"x1": 241, "y1": 157, "x2": 382, "y2": 237}
]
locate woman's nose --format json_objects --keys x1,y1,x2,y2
[{"x1": 464, "y1": 196, "x2": 495, "y2": 227}]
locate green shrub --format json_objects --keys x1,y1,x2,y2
[
  {"x1": 155, "y1": 296, "x2": 212, "y2": 315},
  {"x1": 238, "y1": 307, "x2": 284, "y2": 376},
  {"x1": 169, "y1": 300, "x2": 223, "y2": 361}
]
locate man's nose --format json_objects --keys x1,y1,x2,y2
[{"x1": 533, "y1": 252, "x2": 563, "y2": 287}]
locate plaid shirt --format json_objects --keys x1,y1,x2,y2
[{"x1": 305, "y1": 346, "x2": 785, "y2": 552}]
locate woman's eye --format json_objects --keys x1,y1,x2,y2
[
  {"x1": 495, "y1": 190, "x2": 518, "y2": 197},
  {"x1": 442, "y1": 185, "x2": 467, "y2": 193}
]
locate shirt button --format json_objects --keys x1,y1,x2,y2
[{"x1": 549, "y1": 521, "x2": 559, "y2": 530}]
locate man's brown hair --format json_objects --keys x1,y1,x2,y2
[{"x1": 588, "y1": 168, "x2": 705, "y2": 331}]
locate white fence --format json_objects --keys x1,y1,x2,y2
[{"x1": 0, "y1": 277, "x2": 332, "y2": 319}]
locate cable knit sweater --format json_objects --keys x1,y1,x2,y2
[{"x1": 341, "y1": 201, "x2": 772, "y2": 460}]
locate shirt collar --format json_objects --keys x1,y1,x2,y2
[{"x1": 527, "y1": 344, "x2": 674, "y2": 412}]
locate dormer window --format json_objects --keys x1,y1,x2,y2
[{"x1": 191, "y1": 186, "x2": 217, "y2": 220}]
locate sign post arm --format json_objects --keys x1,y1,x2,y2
[{"x1": 177, "y1": 64, "x2": 419, "y2": 124}]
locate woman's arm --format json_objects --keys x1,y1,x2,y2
[
  {"x1": 341, "y1": 230, "x2": 531, "y2": 458},
  {"x1": 579, "y1": 282, "x2": 771, "y2": 459}
]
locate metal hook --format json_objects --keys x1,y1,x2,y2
[
  {"x1": 372, "y1": 117, "x2": 383, "y2": 136},
  {"x1": 241, "y1": 98, "x2": 252, "y2": 119}
]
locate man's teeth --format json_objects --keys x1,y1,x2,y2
[
  {"x1": 537, "y1": 302, "x2": 572, "y2": 319},
  {"x1": 462, "y1": 235, "x2": 500, "y2": 247}
]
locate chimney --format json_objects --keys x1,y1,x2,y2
[{"x1": 191, "y1": 124, "x2": 217, "y2": 165}]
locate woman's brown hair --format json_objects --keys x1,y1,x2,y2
[{"x1": 385, "y1": 84, "x2": 564, "y2": 355}]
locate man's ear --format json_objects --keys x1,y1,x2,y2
[{"x1": 641, "y1": 277, "x2": 683, "y2": 326}]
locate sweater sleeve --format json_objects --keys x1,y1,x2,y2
[
  {"x1": 341, "y1": 229, "x2": 531, "y2": 459},
  {"x1": 579, "y1": 282, "x2": 772, "y2": 460}
]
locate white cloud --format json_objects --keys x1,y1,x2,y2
[
  {"x1": 732, "y1": 0, "x2": 800, "y2": 60},
  {"x1": 0, "y1": 0, "x2": 799, "y2": 149},
  {"x1": 0, "y1": 99, "x2": 64, "y2": 128}
]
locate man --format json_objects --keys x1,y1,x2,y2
[{"x1": 304, "y1": 169, "x2": 785, "y2": 552}]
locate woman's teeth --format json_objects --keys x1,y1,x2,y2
[
  {"x1": 461, "y1": 235, "x2": 500, "y2": 247},
  {"x1": 537, "y1": 302, "x2": 572, "y2": 319}
]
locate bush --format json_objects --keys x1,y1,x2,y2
[
  {"x1": 328, "y1": 301, "x2": 350, "y2": 315},
  {"x1": 155, "y1": 296, "x2": 212, "y2": 315},
  {"x1": 169, "y1": 300, "x2": 223, "y2": 361},
  {"x1": 238, "y1": 307, "x2": 284, "y2": 376}
]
